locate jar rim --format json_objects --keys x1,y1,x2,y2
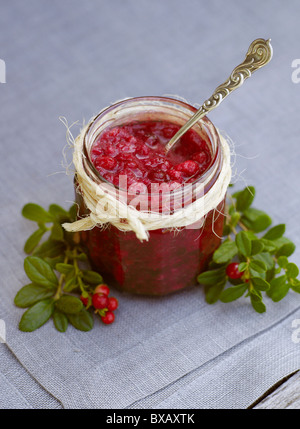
[{"x1": 82, "y1": 96, "x2": 222, "y2": 199}]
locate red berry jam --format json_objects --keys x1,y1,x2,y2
[
  {"x1": 76, "y1": 97, "x2": 226, "y2": 296},
  {"x1": 90, "y1": 121, "x2": 212, "y2": 192}
]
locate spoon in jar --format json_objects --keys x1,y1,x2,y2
[{"x1": 164, "y1": 38, "x2": 273, "y2": 154}]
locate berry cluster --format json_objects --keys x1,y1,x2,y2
[{"x1": 80, "y1": 284, "x2": 118, "y2": 325}]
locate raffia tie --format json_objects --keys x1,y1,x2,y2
[{"x1": 62, "y1": 123, "x2": 231, "y2": 241}]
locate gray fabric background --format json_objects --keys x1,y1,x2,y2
[{"x1": 0, "y1": 0, "x2": 300, "y2": 409}]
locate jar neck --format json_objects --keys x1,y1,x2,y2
[{"x1": 82, "y1": 96, "x2": 223, "y2": 213}]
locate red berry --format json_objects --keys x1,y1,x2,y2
[
  {"x1": 91, "y1": 144, "x2": 104, "y2": 158},
  {"x1": 92, "y1": 293, "x2": 109, "y2": 309},
  {"x1": 102, "y1": 141, "x2": 119, "y2": 157},
  {"x1": 168, "y1": 168, "x2": 183, "y2": 182},
  {"x1": 118, "y1": 169, "x2": 137, "y2": 186},
  {"x1": 101, "y1": 311, "x2": 115, "y2": 325},
  {"x1": 148, "y1": 171, "x2": 167, "y2": 181},
  {"x1": 128, "y1": 182, "x2": 148, "y2": 195},
  {"x1": 176, "y1": 160, "x2": 200, "y2": 176},
  {"x1": 103, "y1": 173, "x2": 116, "y2": 183},
  {"x1": 94, "y1": 284, "x2": 110, "y2": 295},
  {"x1": 162, "y1": 124, "x2": 180, "y2": 138},
  {"x1": 226, "y1": 262, "x2": 243, "y2": 279},
  {"x1": 95, "y1": 156, "x2": 116, "y2": 171},
  {"x1": 136, "y1": 143, "x2": 150, "y2": 157},
  {"x1": 116, "y1": 141, "x2": 136, "y2": 153},
  {"x1": 193, "y1": 151, "x2": 208, "y2": 165},
  {"x1": 80, "y1": 295, "x2": 90, "y2": 307},
  {"x1": 116, "y1": 152, "x2": 135, "y2": 162},
  {"x1": 145, "y1": 135, "x2": 159, "y2": 147},
  {"x1": 107, "y1": 297, "x2": 119, "y2": 311}
]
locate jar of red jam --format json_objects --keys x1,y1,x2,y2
[{"x1": 74, "y1": 96, "x2": 229, "y2": 296}]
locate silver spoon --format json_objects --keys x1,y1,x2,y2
[{"x1": 165, "y1": 38, "x2": 273, "y2": 154}]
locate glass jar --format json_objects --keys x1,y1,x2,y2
[{"x1": 75, "y1": 96, "x2": 226, "y2": 296}]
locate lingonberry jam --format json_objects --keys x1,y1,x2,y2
[
  {"x1": 76, "y1": 96, "x2": 226, "y2": 296},
  {"x1": 90, "y1": 121, "x2": 212, "y2": 192}
]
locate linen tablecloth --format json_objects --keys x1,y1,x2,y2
[{"x1": 1, "y1": 0, "x2": 300, "y2": 409}]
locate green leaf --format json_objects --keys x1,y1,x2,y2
[
  {"x1": 291, "y1": 280, "x2": 300, "y2": 294},
  {"x1": 24, "y1": 227, "x2": 47, "y2": 254},
  {"x1": 250, "y1": 297, "x2": 266, "y2": 313},
  {"x1": 33, "y1": 239, "x2": 66, "y2": 259},
  {"x1": 243, "y1": 230, "x2": 258, "y2": 240},
  {"x1": 63, "y1": 276, "x2": 78, "y2": 292},
  {"x1": 82, "y1": 270, "x2": 103, "y2": 285},
  {"x1": 77, "y1": 253, "x2": 88, "y2": 262},
  {"x1": 49, "y1": 223, "x2": 64, "y2": 241},
  {"x1": 68, "y1": 309, "x2": 94, "y2": 331},
  {"x1": 19, "y1": 299, "x2": 55, "y2": 332},
  {"x1": 44, "y1": 255, "x2": 65, "y2": 269},
  {"x1": 229, "y1": 212, "x2": 241, "y2": 228},
  {"x1": 14, "y1": 283, "x2": 55, "y2": 308},
  {"x1": 22, "y1": 203, "x2": 54, "y2": 223},
  {"x1": 229, "y1": 205, "x2": 236, "y2": 216},
  {"x1": 232, "y1": 186, "x2": 255, "y2": 212},
  {"x1": 197, "y1": 268, "x2": 226, "y2": 286},
  {"x1": 55, "y1": 263, "x2": 74, "y2": 276},
  {"x1": 268, "y1": 275, "x2": 289, "y2": 302},
  {"x1": 228, "y1": 277, "x2": 245, "y2": 286},
  {"x1": 253, "y1": 253, "x2": 275, "y2": 270},
  {"x1": 213, "y1": 240, "x2": 238, "y2": 264},
  {"x1": 69, "y1": 204, "x2": 78, "y2": 222},
  {"x1": 241, "y1": 208, "x2": 272, "y2": 233},
  {"x1": 223, "y1": 224, "x2": 231, "y2": 236},
  {"x1": 204, "y1": 281, "x2": 226, "y2": 304},
  {"x1": 220, "y1": 284, "x2": 248, "y2": 303},
  {"x1": 250, "y1": 288, "x2": 262, "y2": 301},
  {"x1": 208, "y1": 259, "x2": 227, "y2": 270},
  {"x1": 53, "y1": 311, "x2": 68, "y2": 333},
  {"x1": 260, "y1": 239, "x2": 278, "y2": 253},
  {"x1": 24, "y1": 256, "x2": 58, "y2": 288},
  {"x1": 266, "y1": 266, "x2": 276, "y2": 283},
  {"x1": 235, "y1": 231, "x2": 252, "y2": 257},
  {"x1": 286, "y1": 263, "x2": 299, "y2": 279},
  {"x1": 263, "y1": 224, "x2": 286, "y2": 241},
  {"x1": 250, "y1": 254, "x2": 274, "y2": 279},
  {"x1": 249, "y1": 259, "x2": 267, "y2": 273},
  {"x1": 250, "y1": 240, "x2": 264, "y2": 256},
  {"x1": 55, "y1": 295, "x2": 83, "y2": 314},
  {"x1": 238, "y1": 262, "x2": 248, "y2": 272},
  {"x1": 251, "y1": 277, "x2": 270, "y2": 291},
  {"x1": 277, "y1": 256, "x2": 289, "y2": 268},
  {"x1": 276, "y1": 241, "x2": 296, "y2": 258},
  {"x1": 271, "y1": 283, "x2": 290, "y2": 302},
  {"x1": 49, "y1": 204, "x2": 71, "y2": 223},
  {"x1": 272, "y1": 236, "x2": 293, "y2": 247}
]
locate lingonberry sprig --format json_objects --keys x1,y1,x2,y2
[
  {"x1": 15, "y1": 203, "x2": 118, "y2": 332},
  {"x1": 198, "y1": 185, "x2": 300, "y2": 312}
]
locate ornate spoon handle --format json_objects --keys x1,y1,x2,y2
[{"x1": 165, "y1": 38, "x2": 273, "y2": 153}]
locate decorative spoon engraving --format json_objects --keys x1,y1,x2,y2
[{"x1": 165, "y1": 38, "x2": 273, "y2": 153}]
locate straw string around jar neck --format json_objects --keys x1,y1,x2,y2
[{"x1": 62, "y1": 122, "x2": 231, "y2": 241}]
